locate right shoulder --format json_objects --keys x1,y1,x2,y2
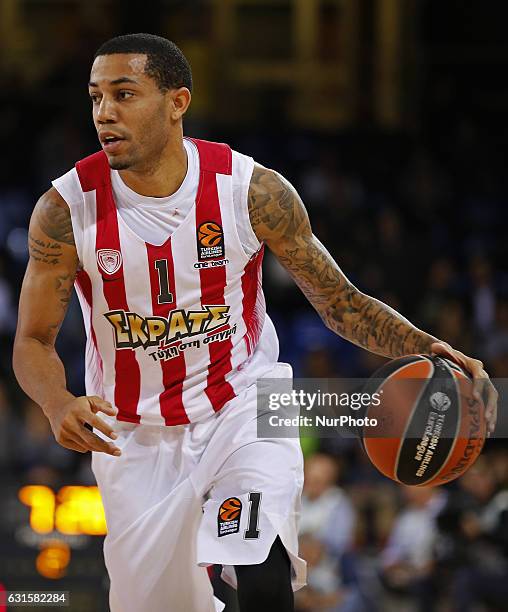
[
  {"x1": 36, "y1": 186, "x2": 68, "y2": 209},
  {"x1": 51, "y1": 166, "x2": 83, "y2": 208},
  {"x1": 32, "y1": 187, "x2": 75, "y2": 246}
]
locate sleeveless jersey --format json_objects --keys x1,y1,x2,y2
[{"x1": 57, "y1": 138, "x2": 278, "y2": 426}]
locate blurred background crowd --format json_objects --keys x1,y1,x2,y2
[{"x1": 1, "y1": 0, "x2": 508, "y2": 610}]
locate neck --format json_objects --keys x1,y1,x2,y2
[{"x1": 118, "y1": 134, "x2": 187, "y2": 198}]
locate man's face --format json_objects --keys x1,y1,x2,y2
[{"x1": 89, "y1": 54, "x2": 171, "y2": 171}]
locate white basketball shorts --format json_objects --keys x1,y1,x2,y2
[{"x1": 91, "y1": 363, "x2": 306, "y2": 612}]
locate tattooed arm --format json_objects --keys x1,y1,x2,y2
[
  {"x1": 248, "y1": 164, "x2": 498, "y2": 433},
  {"x1": 14, "y1": 187, "x2": 79, "y2": 407},
  {"x1": 248, "y1": 164, "x2": 438, "y2": 357},
  {"x1": 13, "y1": 188, "x2": 119, "y2": 455}
]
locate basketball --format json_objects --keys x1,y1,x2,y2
[{"x1": 361, "y1": 355, "x2": 486, "y2": 487}]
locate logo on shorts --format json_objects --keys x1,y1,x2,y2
[
  {"x1": 197, "y1": 222, "x2": 225, "y2": 260},
  {"x1": 97, "y1": 249, "x2": 122, "y2": 275},
  {"x1": 218, "y1": 497, "x2": 242, "y2": 537},
  {"x1": 430, "y1": 392, "x2": 451, "y2": 412}
]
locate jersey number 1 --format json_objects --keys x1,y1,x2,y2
[
  {"x1": 155, "y1": 259, "x2": 174, "y2": 305},
  {"x1": 244, "y1": 492, "x2": 261, "y2": 539}
]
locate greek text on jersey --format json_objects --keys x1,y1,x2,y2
[{"x1": 104, "y1": 305, "x2": 231, "y2": 350}]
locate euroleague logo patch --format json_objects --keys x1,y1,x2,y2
[
  {"x1": 430, "y1": 391, "x2": 451, "y2": 412},
  {"x1": 217, "y1": 497, "x2": 242, "y2": 537},
  {"x1": 197, "y1": 221, "x2": 225, "y2": 260},
  {"x1": 97, "y1": 249, "x2": 122, "y2": 275}
]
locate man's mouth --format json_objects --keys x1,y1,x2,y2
[{"x1": 101, "y1": 135, "x2": 125, "y2": 152}]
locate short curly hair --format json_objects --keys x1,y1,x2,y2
[{"x1": 94, "y1": 33, "x2": 193, "y2": 93}]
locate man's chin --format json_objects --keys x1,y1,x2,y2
[{"x1": 106, "y1": 155, "x2": 131, "y2": 171}]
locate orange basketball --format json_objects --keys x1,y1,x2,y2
[
  {"x1": 198, "y1": 222, "x2": 222, "y2": 247},
  {"x1": 219, "y1": 497, "x2": 242, "y2": 521},
  {"x1": 361, "y1": 355, "x2": 486, "y2": 487}
]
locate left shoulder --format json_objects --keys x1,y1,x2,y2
[
  {"x1": 248, "y1": 163, "x2": 301, "y2": 207},
  {"x1": 247, "y1": 163, "x2": 307, "y2": 243}
]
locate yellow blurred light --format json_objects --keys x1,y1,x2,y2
[
  {"x1": 36, "y1": 540, "x2": 70, "y2": 580},
  {"x1": 19, "y1": 486, "x2": 55, "y2": 534},
  {"x1": 81, "y1": 486, "x2": 107, "y2": 535},
  {"x1": 19, "y1": 485, "x2": 107, "y2": 536},
  {"x1": 56, "y1": 486, "x2": 107, "y2": 535}
]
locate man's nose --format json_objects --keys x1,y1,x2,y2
[{"x1": 96, "y1": 97, "x2": 117, "y2": 123}]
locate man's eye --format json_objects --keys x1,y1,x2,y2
[
  {"x1": 90, "y1": 94, "x2": 100, "y2": 104},
  {"x1": 118, "y1": 91, "x2": 134, "y2": 100}
]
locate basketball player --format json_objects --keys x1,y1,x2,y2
[{"x1": 13, "y1": 34, "x2": 497, "y2": 612}]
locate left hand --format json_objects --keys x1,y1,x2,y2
[{"x1": 431, "y1": 342, "x2": 498, "y2": 437}]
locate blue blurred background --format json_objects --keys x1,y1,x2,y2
[{"x1": 1, "y1": 1, "x2": 508, "y2": 610}]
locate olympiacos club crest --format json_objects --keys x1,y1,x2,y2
[{"x1": 97, "y1": 249, "x2": 123, "y2": 275}]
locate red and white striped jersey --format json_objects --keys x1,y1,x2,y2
[{"x1": 53, "y1": 138, "x2": 278, "y2": 426}]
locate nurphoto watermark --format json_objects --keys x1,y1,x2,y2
[{"x1": 256, "y1": 377, "x2": 507, "y2": 439}]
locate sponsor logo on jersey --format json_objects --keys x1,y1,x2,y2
[
  {"x1": 104, "y1": 305, "x2": 231, "y2": 350},
  {"x1": 97, "y1": 249, "x2": 122, "y2": 275},
  {"x1": 218, "y1": 497, "x2": 242, "y2": 537},
  {"x1": 197, "y1": 221, "x2": 225, "y2": 260},
  {"x1": 193, "y1": 258, "x2": 229, "y2": 269}
]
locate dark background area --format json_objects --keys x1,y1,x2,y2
[{"x1": 1, "y1": 1, "x2": 508, "y2": 611}]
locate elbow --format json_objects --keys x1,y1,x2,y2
[
  {"x1": 317, "y1": 286, "x2": 362, "y2": 335},
  {"x1": 12, "y1": 333, "x2": 51, "y2": 380},
  {"x1": 321, "y1": 312, "x2": 334, "y2": 331},
  {"x1": 12, "y1": 333, "x2": 28, "y2": 380},
  {"x1": 319, "y1": 307, "x2": 340, "y2": 334},
  {"x1": 12, "y1": 337, "x2": 23, "y2": 383}
]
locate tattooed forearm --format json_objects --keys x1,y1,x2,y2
[
  {"x1": 248, "y1": 164, "x2": 436, "y2": 359},
  {"x1": 36, "y1": 194, "x2": 75, "y2": 246},
  {"x1": 323, "y1": 285, "x2": 435, "y2": 357}
]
